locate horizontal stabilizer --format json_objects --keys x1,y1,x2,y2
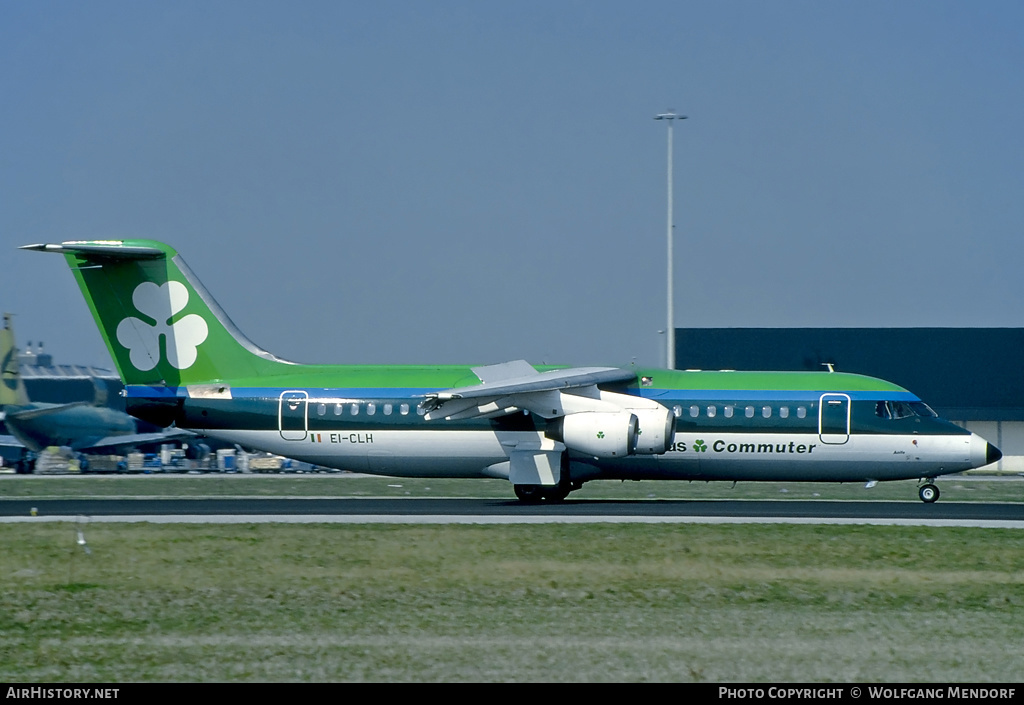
[{"x1": 20, "y1": 242, "x2": 165, "y2": 260}]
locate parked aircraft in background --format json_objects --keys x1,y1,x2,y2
[
  {"x1": 23, "y1": 240, "x2": 1001, "y2": 501},
  {"x1": 1, "y1": 313, "x2": 192, "y2": 470}
]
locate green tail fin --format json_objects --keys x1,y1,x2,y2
[
  {"x1": 21, "y1": 240, "x2": 293, "y2": 387},
  {"x1": 1, "y1": 314, "x2": 31, "y2": 406}
]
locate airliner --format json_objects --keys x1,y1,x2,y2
[
  {"x1": 23, "y1": 239, "x2": 1001, "y2": 501},
  {"x1": 1, "y1": 312, "x2": 192, "y2": 469}
]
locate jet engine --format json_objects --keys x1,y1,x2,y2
[
  {"x1": 546, "y1": 411, "x2": 638, "y2": 458},
  {"x1": 630, "y1": 406, "x2": 676, "y2": 455}
]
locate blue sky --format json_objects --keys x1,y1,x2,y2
[{"x1": 3, "y1": 1, "x2": 1022, "y2": 370}]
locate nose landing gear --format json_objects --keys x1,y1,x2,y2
[{"x1": 918, "y1": 481, "x2": 940, "y2": 503}]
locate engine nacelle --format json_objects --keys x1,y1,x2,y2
[
  {"x1": 631, "y1": 406, "x2": 676, "y2": 455},
  {"x1": 546, "y1": 411, "x2": 638, "y2": 458}
]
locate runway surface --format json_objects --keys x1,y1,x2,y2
[{"x1": 2, "y1": 496, "x2": 1023, "y2": 527}]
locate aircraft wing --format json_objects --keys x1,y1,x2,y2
[
  {"x1": 419, "y1": 360, "x2": 637, "y2": 421},
  {"x1": 2, "y1": 402, "x2": 90, "y2": 422},
  {"x1": 0, "y1": 428, "x2": 194, "y2": 454},
  {"x1": 74, "y1": 428, "x2": 197, "y2": 453},
  {"x1": 0, "y1": 434, "x2": 24, "y2": 449}
]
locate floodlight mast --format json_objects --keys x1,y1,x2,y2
[{"x1": 654, "y1": 111, "x2": 686, "y2": 370}]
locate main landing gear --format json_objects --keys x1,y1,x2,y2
[
  {"x1": 918, "y1": 481, "x2": 940, "y2": 504},
  {"x1": 513, "y1": 483, "x2": 574, "y2": 503}
]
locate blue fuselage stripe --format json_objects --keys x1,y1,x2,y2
[{"x1": 125, "y1": 386, "x2": 921, "y2": 403}]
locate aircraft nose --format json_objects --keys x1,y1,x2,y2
[
  {"x1": 969, "y1": 433, "x2": 1001, "y2": 469},
  {"x1": 987, "y1": 443, "x2": 1003, "y2": 466}
]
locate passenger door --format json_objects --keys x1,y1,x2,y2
[
  {"x1": 278, "y1": 391, "x2": 308, "y2": 441},
  {"x1": 818, "y1": 393, "x2": 850, "y2": 445}
]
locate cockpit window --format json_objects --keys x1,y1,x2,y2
[
  {"x1": 909, "y1": 401, "x2": 938, "y2": 418},
  {"x1": 875, "y1": 400, "x2": 937, "y2": 420}
]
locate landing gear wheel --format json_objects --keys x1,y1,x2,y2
[
  {"x1": 541, "y1": 486, "x2": 571, "y2": 502},
  {"x1": 919, "y1": 483, "x2": 940, "y2": 503},
  {"x1": 514, "y1": 484, "x2": 543, "y2": 503}
]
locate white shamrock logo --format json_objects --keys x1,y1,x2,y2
[{"x1": 116, "y1": 281, "x2": 209, "y2": 371}]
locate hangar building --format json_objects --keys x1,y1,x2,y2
[{"x1": 11, "y1": 342, "x2": 124, "y2": 410}]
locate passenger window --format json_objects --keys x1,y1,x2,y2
[
  {"x1": 672, "y1": 405, "x2": 683, "y2": 418},
  {"x1": 745, "y1": 406, "x2": 755, "y2": 418},
  {"x1": 797, "y1": 406, "x2": 807, "y2": 419},
  {"x1": 367, "y1": 403, "x2": 376, "y2": 416},
  {"x1": 779, "y1": 406, "x2": 789, "y2": 419},
  {"x1": 350, "y1": 403, "x2": 360, "y2": 416},
  {"x1": 762, "y1": 406, "x2": 771, "y2": 418},
  {"x1": 317, "y1": 403, "x2": 326, "y2": 416},
  {"x1": 384, "y1": 403, "x2": 393, "y2": 416},
  {"x1": 724, "y1": 405, "x2": 734, "y2": 418},
  {"x1": 689, "y1": 405, "x2": 700, "y2": 418},
  {"x1": 400, "y1": 404, "x2": 410, "y2": 416},
  {"x1": 706, "y1": 405, "x2": 716, "y2": 418},
  {"x1": 334, "y1": 403, "x2": 343, "y2": 416}
]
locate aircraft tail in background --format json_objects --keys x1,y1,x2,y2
[{"x1": 1, "y1": 314, "x2": 31, "y2": 407}]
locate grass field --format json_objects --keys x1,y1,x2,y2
[
  {"x1": 2, "y1": 475, "x2": 1022, "y2": 682},
  {"x1": 2, "y1": 522, "x2": 1023, "y2": 681}
]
